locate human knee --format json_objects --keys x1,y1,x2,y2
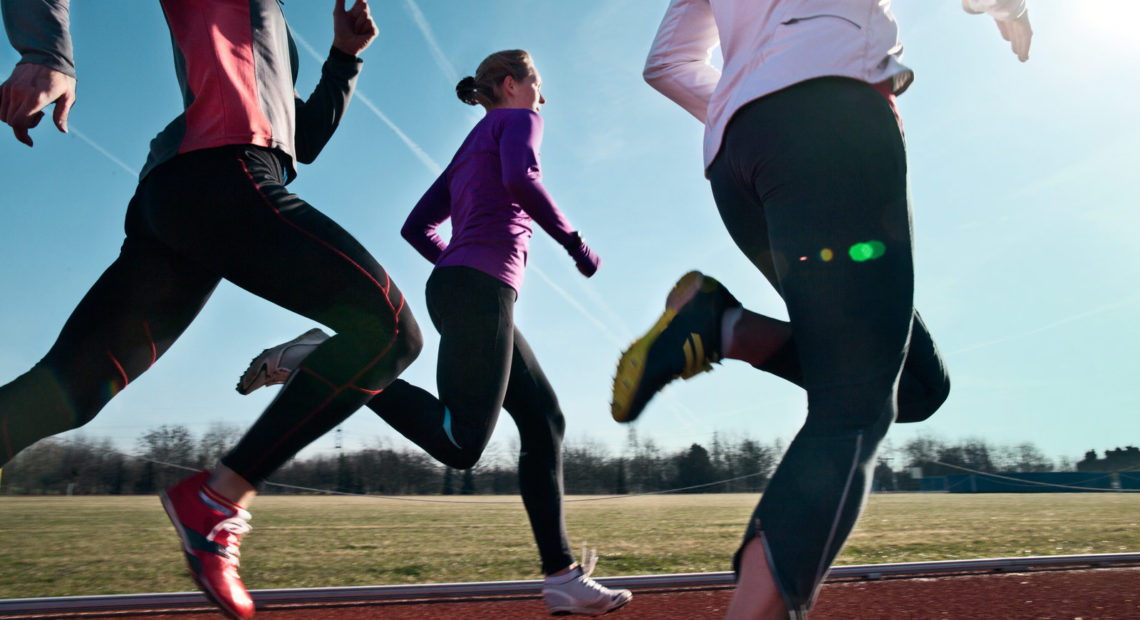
[
  {"x1": 392, "y1": 311, "x2": 424, "y2": 370},
  {"x1": 444, "y1": 444, "x2": 486, "y2": 471},
  {"x1": 803, "y1": 382, "x2": 896, "y2": 437},
  {"x1": 344, "y1": 305, "x2": 422, "y2": 382},
  {"x1": 930, "y1": 374, "x2": 951, "y2": 412},
  {"x1": 514, "y1": 399, "x2": 565, "y2": 447},
  {"x1": 897, "y1": 373, "x2": 950, "y2": 424},
  {"x1": 544, "y1": 406, "x2": 566, "y2": 441},
  {"x1": 918, "y1": 374, "x2": 951, "y2": 421}
]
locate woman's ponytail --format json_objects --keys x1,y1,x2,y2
[{"x1": 456, "y1": 76, "x2": 481, "y2": 106}]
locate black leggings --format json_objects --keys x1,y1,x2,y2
[
  {"x1": 366, "y1": 266, "x2": 573, "y2": 575},
  {"x1": 0, "y1": 146, "x2": 421, "y2": 485},
  {"x1": 706, "y1": 78, "x2": 948, "y2": 616}
]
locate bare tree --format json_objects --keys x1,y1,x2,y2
[{"x1": 197, "y1": 422, "x2": 244, "y2": 469}]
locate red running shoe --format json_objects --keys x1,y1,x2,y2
[{"x1": 160, "y1": 471, "x2": 255, "y2": 620}]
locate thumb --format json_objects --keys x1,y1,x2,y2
[
  {"x1": 53, "y1": 89, "x2": 75, "y2": 133},
  {"x1": 995, "y1": 19, "x2": 1012, "y2": 42},
  {"x1": 334, "y1": 0, "x2": 346, "y2": 16}
]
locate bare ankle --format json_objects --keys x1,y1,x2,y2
[{"x1": 207, "y1": 465, "x2": 258, "y2": 508}]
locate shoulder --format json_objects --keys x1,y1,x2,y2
[{"x1": 494, "y1": 108, "x2": 544, "y2": 134}]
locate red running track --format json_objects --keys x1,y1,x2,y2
[{"x1": 45, "y1": 566, "x2": 1139, "y2": 619}]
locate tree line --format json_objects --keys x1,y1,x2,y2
[{"x1": 0, "y1": 424, "x2": 1110, "y2": 496}]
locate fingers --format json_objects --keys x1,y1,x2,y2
[
  {"x1": 995, "y1": 15, "x2": 1032, "y2": 62},
  {"x1": 53, "y1": 86, "x2": 74, "y2": 133},
  {"x1": 1, "y1": 65, "x2": 77, "y2": 145},
  {"x1": 12, "y1": 126, "x2": 32, "y2": 147},
  {"x1": 11, "y1": 111, "x2": 42, "y2": 147},
  {"x1": 349, "y1": 0, "x2": 369, "y2": 17},
  {"x1": 5, "y1": 95, "x2": 47, "y2": 146},
  {"x1": 350, "y1": 0, "x2": 375, "y2": 32},
  {"x1": 1009, "y1": 16, "x2": 1032, "y2": 62},
  {"x1": 996, "y1": 19, "x2": 1012, "y2": 42},
  {"x1": 11, "y1": 91, "x2": 52, "y2": 129},
  {"x1": 332, "y1": 0, "x2": 377, "y2": 56},
  {"x1": 357, "y1": 12, "x2": 378, "y2": 38}
]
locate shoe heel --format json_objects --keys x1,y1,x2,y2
[{"x1": 665, "y1": 271, "x2": 705, "y2": 311}]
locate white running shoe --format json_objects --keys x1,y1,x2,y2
[
  {"x1": 543, "y1": 547, "x2": 632, "y2": 616},
  {"x1": 235, "y1": 328, "x2": 329, "y2": 395}
]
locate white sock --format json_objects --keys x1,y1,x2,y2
[{"x1": 721, "y1": 306, "x2": 743, "y2": 356}]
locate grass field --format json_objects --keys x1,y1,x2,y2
[{"x1": 0, "y1": 492, "x2": 1137, "y2": 599}]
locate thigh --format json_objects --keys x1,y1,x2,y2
[
  {"x1": 41, "y1": 199, "x2": 220, "y2": 416},
  {"x1": 427, "y1": 267, "x2": 515, "y2": 422},
  {"x1": 708, "y1": 159, "x2": 779, "y2": 289},
  {"x1": 716, "y1": 79, "x2": 915, "y2": 400},
  {"x1": 137, "y1": 147, "x2": 407, "y2": 335}
]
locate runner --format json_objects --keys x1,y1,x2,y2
[
  {"x1": 0, "y1": 2, "x2": 419, "y2": 618},
  {"x1": 236, "y1": 49, "x2": 631, "y2": 617},
  {"x1": 615, "y1": 1, "x2": 1032, "y2": 618}
]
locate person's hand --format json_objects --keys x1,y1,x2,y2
[
  {"x1": 566, "y1": 233, "x2": 600, "y2": 278},
  {"x1": 332, "y1": 0, "x2": 378, "y2": 58},
  {"x1": 0, "y1": 63, "x2": 76, "y2": 147},
  {"x1": 962, "y1": 0, "x2": 1032, "y2": 62},
  {"x1": 995, "y1": 12, "x2": 1032, "y2": 63}
]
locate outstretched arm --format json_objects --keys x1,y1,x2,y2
[
  {"x1": 642, "y1": 0, "x2": 720, "y2": 123},
  {"x1": 293, "y1": 0, "x2": 378, "y2": 163},
  {"x1": 963, "y1": 0, "x2": 1032, "y2": 62},
  {"x1": 0, "y1": 0, "x2": 77, "y2": 146}
]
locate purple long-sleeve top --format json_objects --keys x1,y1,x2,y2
[{"x1": 401, "y1": 108, "x2": 577, "y2": 295}]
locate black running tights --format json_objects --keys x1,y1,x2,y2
[
  {"x1": 365, "y1": 266, "x2": 574, "y2": 575},
  {"x1": 706, "y1": 77, "x2": 948, "y2": 616},
  {"x1": 0, "y1": 145, "x2": 421, "y2": 486}
]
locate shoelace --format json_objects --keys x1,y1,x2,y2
[
  {"x1": 570, "y1": 544, "x2": 615, "y2": 597},
  {"x1": 579, "y1": 543, "x2": 598, "y2": 578},
  {"x1": 208, "y1": 516, "x2": 252, "y2": 567}
]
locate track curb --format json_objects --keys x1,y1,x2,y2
[{"x1": 2, "y1": 553, "x2": 1138, "y2": 615}]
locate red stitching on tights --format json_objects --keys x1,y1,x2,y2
[{"x1": 236, "y1": 158, "x2": 403, "y2": 473}]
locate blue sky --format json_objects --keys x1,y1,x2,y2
[{"x1": 0, "y1": 1, "x2": 1137, "y2": 467}]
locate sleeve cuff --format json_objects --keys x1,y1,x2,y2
[
  {"x1": 328, "y1": 46, "x2": 362, "y2": 64},
  {"x1": 18, "y1": 54, "x2": 75, "y2": 78}
]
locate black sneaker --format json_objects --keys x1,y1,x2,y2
[{"x1": 611, "y1": 271, "x2": 740, "y2": 423}]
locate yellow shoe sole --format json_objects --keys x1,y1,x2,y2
[{"x1": 611, "y1": 271, "x2": 707, "y2": 422}]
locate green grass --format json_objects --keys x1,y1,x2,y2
[{"x1": 0, "y1": 493, "x2": 1137, "y2": 598}]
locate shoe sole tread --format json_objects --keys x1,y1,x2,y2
[{"x1": 611, "y1": 271, "x2": 706, "y2": 422}]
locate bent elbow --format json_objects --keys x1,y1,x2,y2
[
  {"x1": 643, "y1": 64, "x2": 664, "y2": 88},
  {"x1": 502, "y1": 174, "x2": 538, "y2": 200},
  {"x1": 400, "y1": 218, "x2": 432, "y2": 246},
  {"x1": 643, "y1": 58, "x2": 678, "y2": 92}
]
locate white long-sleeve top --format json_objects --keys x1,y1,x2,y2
[{"x1": 644, "y1": 0, "x2": 914, "y2": 171}]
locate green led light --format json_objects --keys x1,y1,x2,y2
[{"x1": 849, "y1": 240, "x2": 886, "y2": 262}]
